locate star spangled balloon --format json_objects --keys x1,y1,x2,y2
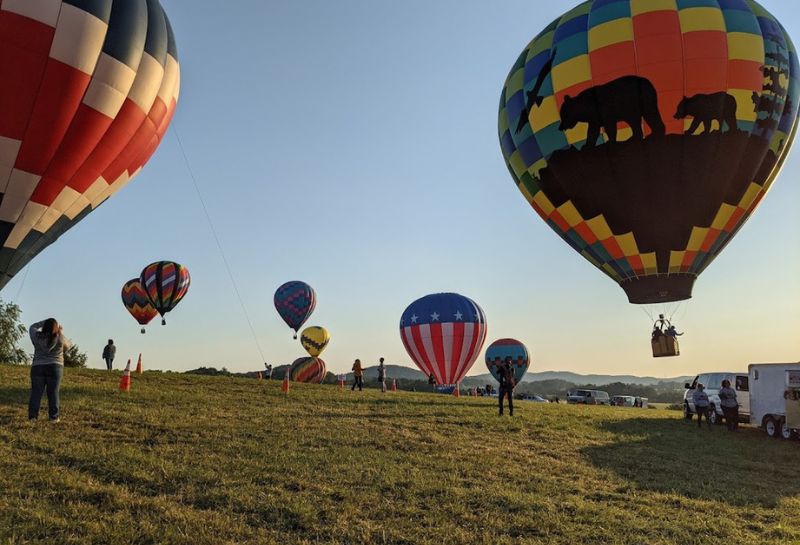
[
  {"x1": 274, "y1": 281, "x2": 316, "y2": 339},
  {"x1": 0, "y1": 0, "x2": 180, "y2": 290},
  {"x1": 485, "y1": 338, "x2": 530, "y2": 384},
  {"x1": 399, "y1": 293, "x2": 487, "y2": 385}
]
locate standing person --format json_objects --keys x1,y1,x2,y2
[
  {"x1": 428, "y1": 372, "x2": 436, "y2": 391},
  {"x1": 692, "y1": 384, "x2": 712, "y2": 430},
  {"x1": 102, "y1": 339, "x2": 116, "y2": 370},
  {"x1": 377, "y1": 357, "x2": 387, "y2": 393},
  {"x1": 498, "y1": 356, "x2": 516, "y2": 416},
  {"x1": 264, "y1": 363, "x2": 273, "y2": 380},
  {"x1": 351, "y1": 359, "x2": 364, "y2": 391},
  {"x1": 28, "y1": 319, "x2": 71, "y2": 423},
  {"x1": 719, "y1": 379, "x2": 739, "y2": 431}
]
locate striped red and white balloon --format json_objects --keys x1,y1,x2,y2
[
  {"x1": 399, "y1": 293, "x2": 488, "y2": 385},
  {"x1": 0, "y1": 0, "x2": 180, "y2": 289}
]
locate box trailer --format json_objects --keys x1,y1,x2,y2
[{"x1": 748, "y1": 363, "x2": 800, "y2": 440}]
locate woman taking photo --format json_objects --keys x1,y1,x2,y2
[{"x1": 28, "y1": 318, "x2": 71, "y2": 422}]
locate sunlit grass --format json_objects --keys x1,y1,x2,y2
[{"x1": 1, "y1": 365, "x2": 798, "y2": 545}]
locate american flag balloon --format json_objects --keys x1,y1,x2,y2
[{"x1": 400, "y1": 293, "x2": 487, "y2": 385}]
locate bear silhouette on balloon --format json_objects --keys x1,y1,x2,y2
[
  {"x1": 558, "y1": 75, "x2": 665, "y2": 147},
  {"x1": 674, "y1": 92, "x2": 739, "y2": 134}
]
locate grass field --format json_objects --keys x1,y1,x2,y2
[{"x1": 1, "y1": 365, "x2": 798, "y2": 545}]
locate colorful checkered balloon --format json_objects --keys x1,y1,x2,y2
[
  {"x1": 499, "y1": 0, "x2": 799, "y2": 304},
  {"x1": 485, "y1": 338, "x2": 530, "y2": 384},
  {"x1": 0, "y1": 0, "x2": 179, "y2": 290},
  {"x1": 274, "y1": 281, "x2": 316, "y2": 338}
]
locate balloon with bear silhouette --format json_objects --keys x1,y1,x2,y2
[
  {"x1": 499, "y1": 0, "x2": 798, "y2": 304},
  {"x1": 0, "y1": 1, "x2": 180, "y2": 291}
]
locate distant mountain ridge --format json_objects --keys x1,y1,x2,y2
[{"x1": 335, "y1": 365, "x2": 691, "y2": 386}]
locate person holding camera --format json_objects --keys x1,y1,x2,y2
[
  {"x1": 28, "y1": 318, "x2": 72, "y2": 423},
  {"x1": 497, "y1": 357, "x2": 516, "y2": 416}
]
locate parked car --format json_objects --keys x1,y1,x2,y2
[
  {"x1": 683, "y1": 372, "x2": 750, "y2": 424},
  {"x1": 567, "y1": 389, "x2": 610, "y2": 405},
  {"x1": 611, "y1": 395, "x2": 648, "y2": 408},
  {"x1": 749, "y1": 362, "x2": 800, "y2": 439},
  {"x1": 520, "y1": 394, "x2": 549, "y2": 403}
]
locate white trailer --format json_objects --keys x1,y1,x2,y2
[{"x1": 748, "y1": 362, "x2": 800, "y2": 440}]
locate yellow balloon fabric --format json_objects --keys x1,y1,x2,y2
[{"x1": 300, "y1": 326, "x2": 330, "y2": 357}]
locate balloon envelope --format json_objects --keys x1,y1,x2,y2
[
  {"x1": 399, "y1": 293, "x2": 487, "y2": 385},
  {"x1": 121, "y1": 278, "x2": 157, "y2": 330},
  {"x1": 0, "y1": 1, "x2": 180, "y2": 290},
  {"x1": 140, "y1": 261, "x2": 190, "y2": 322},
  {"x1": 498, "y1": 0, "x2": 799, "y2": 304},
  {"x1": 289, "y1": 357, "x2": 327, "y2": 384},
  {"x1": 485, "y1": 338, "x2": 530, "y2": 384},
  {"x1": 300, "y1": 326, "x2": 329, "y2": 357},
  {"x1": 274, "y1": 281, "x2": 316, "y2": 335}
]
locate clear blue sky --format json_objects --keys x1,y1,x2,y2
[{"x1": 8, "y1": 0, "x2": 800, "y2": 377}]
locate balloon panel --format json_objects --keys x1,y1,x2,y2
[
  {"x1": 0, "y1": 0, "x2": 179, "y2": 290},
  {"x1": 499, "y1": 0, "x2": 799, "y2": 303},
  {"x1": 399, "y1": 293, "x2": 487, "y2": 385}
]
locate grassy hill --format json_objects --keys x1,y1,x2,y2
[{"x1": 1, "y1": 365, "x2": 798, "y2": 545}]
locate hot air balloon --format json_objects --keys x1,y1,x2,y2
[
  {"x1": 140, "y1": 261, "x2": 190, "y2": 325},
  {"x1": 0, "y1": 1, "x2": 180, "y2": 290},
  {"x1": 121, "y1": 278, "x2": 158, "y2": 334},
  {"x1": 289, "y1": 357, "x2": 327, "y2": 384},
  {"x1": 300, "y1": 326, "x2": 329, "y2": 357},
  {"x1": 274, "y1": 281, "x2": 316, "y2": 339},
  {"x1": 485, "y1": 339, "x2": 530, "y2": 384},
  {"x1": 499, "y1": 1, "x2": 799, "y2": 305},
  {"x1": 399, "y1": 293, "x2": 487, "y2": 386}
]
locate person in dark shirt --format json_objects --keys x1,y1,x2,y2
[
  {"x1": 102, "y1": 339, "x2": 116, "y2": 370},
  {"x1": 497, "y1": 357, "x2": 516, "y2": 416}
]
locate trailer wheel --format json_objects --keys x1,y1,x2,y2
[
  {"x1": 779, "y1": 418, "x2": 795, "y2": 440},
  {"x1": 765, "y1": 416, "x2": 780, "y2": 438},
  {"x1": 683, "y1": 402, "x2": 693, "y2": 420}
]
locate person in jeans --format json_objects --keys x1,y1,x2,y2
[
  {"x1": 28, "y1": 318, "x2": 71, "y2": 422},
  {"x1": 718, "y1": 379, "x2": 739, "y2": 431},
  {"x1": 497, "y1": 357, "x2": 516, "y2": 416},
  {"x1": 102, "y1": 339, "x2": 116, "y2": 370},
  {"x1": 692, "y1": 383, "x2": 712, "y2": 430},
  {"x1": 351, "y1": 359, "x2": 364, "y2": 391}
]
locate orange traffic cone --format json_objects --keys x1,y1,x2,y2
[
  {"x1": 453, "y1": 384, "x2": 460, "y2": 398},
  {"x1": 257, "y1": 371, "x2": 263, "y2": 381},
  {"x1": 391, "y1": 379, "x2": 397, "y2": 392},
  {"x1": 281, "y1": 369, "x2": 290, "y2": 393},
  {"x1": 135, "y1": 353, "x2": 143, "y2": 374},
  {"x1": 119, "y1": 359, "x2": 132, "y2": 391}
]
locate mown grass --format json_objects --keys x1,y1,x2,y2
[{"x1": 1, "y1": 364, "x2": 798, "y2": 545}]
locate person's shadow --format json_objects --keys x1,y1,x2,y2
[{"x1": 582, "y1": 416, "x2": 799, "y2": 508}]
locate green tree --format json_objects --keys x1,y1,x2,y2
[
  {"x1": 64, "y1": 344, "x2": 88, "y2": 368},
  {"x1": 0, "y1": 299, "x2": 29, "y2": 365}
]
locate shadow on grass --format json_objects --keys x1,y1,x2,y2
[
  {"x1": 582, "y1": 416, "x2": 800, "y2": 508},
  {"x1": 0, "y1": 386, "x2": 114, "y2": 407}
]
